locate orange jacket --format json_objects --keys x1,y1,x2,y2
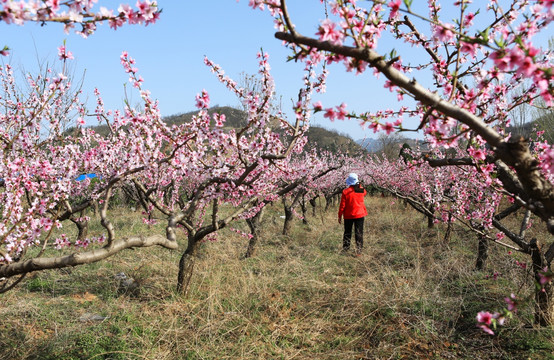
[{"x1": 338, "y1": 186, "x2": 368, "y2": 220}]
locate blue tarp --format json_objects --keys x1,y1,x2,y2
[{"x1": 75, "y1": 173, "x2": 97, "y2": 181}]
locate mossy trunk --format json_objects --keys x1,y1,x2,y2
[
  {"x1": 530, "y1": 238, "x2": 554, "y2": 326},
  {"x1": 244, "y1": 208, "x2": 264, "y2": 258},
  {"x1": 177, "y1": 235, "x2": 199, "y2": 296}
]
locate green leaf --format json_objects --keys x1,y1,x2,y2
[{"x1": 478, "y1": 27, "x2": 490, "y2": 43}]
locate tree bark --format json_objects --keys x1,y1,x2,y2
[
  {"x1": 0, "y1": 235, "x2": 178, "y2": 278},
  {"x1": 282, "y1": 202, "x2": 294, "y2": 236},
  {"x1": 443, "y1": 213, "x2": 452, "y2": 243},
  {"x1": 71, "y1": 214, "x2": 88, "y2": 242},
  {"x1": 530, "y1": 238, "x2": 553, "y2": 326},
  {"x1": 309, "y1": 196, "x2": 317, "y2": 217},
  {"x1": 244, "y1": 208, "x2": 265, "y2": 258},
  {"x1": 300, "y1": 195, "x2": 308, "y2": 225},
  {"x1": 475, "y1": 232, "x2": 489, "y2": 271},
  {"x1": 426, "y1": 204, "x2": 435, "y2": 229},
  {"x1": 324, "y1": 195, "x2": 333, "y2": 212},
  {"x1": 177, "y1": 234, "x2": 199, "y2": 296}
]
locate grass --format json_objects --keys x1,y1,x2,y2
[{"x1": 0, "y1": 196, "x2": 553, "y2": 359}]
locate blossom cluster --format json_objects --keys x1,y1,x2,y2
[
  {"x1": 0, "y1": 40, "x2": 328, "y2": 269},
  {"x1": 0, "y1": 0, "x2": 160, "y2": 54}
]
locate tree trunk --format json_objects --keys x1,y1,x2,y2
[
  {"x1": 427, "y1": 214, "x2": 434, "y2": 228},
  {"x1": 92, "y1": 200, "x2": 99, "y2": 218},
  {"x1": 530, "y1": 238, "x2": 553, "y2": 326},
  {"x1": 324, "y1": 195, "x2": 333, "y2": 212},
  {"x1": 300, "y1": 195, "x2": 308, "y2": 225},
  {"x1": 426, "y1": 204, "x2": 435, "y2": 229},
  {"x1": 443, "y1": 213, "x2": 452, "y2": 243},
  {"x1": 244, "y1": 208, "x2": 264, "y2": 258},
  {"x1": 71, "y1": 215, "x2": 88, "y2": 242},
  {"x1": 283, "y1": 202, "x2": 294, "y2": 236},
  {"x1": 177, "y1": 235, "x2": 199, "y2": 296},
  {"x1": 475, "y1": 232, "x2": 489, "y2": 270},
  {"x1": 443, "y1": 221, "x2": 452, "y2": 243},
  {"x1": 309, "y1": 196, "x2": 317, "y2": 217}
]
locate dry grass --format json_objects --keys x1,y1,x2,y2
[{"x1": 0, "y1": 196, "x2": 552, "y2": 359}]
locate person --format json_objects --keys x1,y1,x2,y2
[{"x1": 338, "y1": 173, "x2": 368, "y2": 255}]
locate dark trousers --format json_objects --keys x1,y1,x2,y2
[{"x1": 343, "y1": 217, "x2": 364, "y2": 251}]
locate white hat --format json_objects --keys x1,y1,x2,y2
[{"x1": 346, "y1": 173, "x2": 359, "y2": 186}]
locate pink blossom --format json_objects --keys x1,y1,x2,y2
[
  {"x1": 369, "y1": 122, "x2": 381, "y2": 133},
  {"x1": 46, "y1": 0, "x2": 60, "y2": 11},
  {"x1": 433, "y1": 23, "x2": 455, "y2": 43},
  {"x1": 335, "y1": 103, "x2": 348, "y2": 120},
  {"x1": 384, "y1": 80, "x2": 396, "y2": 92},
  {"x1": 323, "y1": 107, "x2": 337, "y2": 121},
  {"x1": 490, "y1": 51, "x2": 510, "y2": 71},
  {"x1": 249, "y1": 0, "x2": 264, "y2": 10},
  {"x1": 538, "y1": 267, "x2": 553, "y2": 285},
  {"x1": 463, "y1": 12, "x2": 475, "y2": 26},
  {"x1": 195, "y1": 89, "x2": 210, "y2": 109},
  {"x1": 57, "y1": 45, "x2": 74, "y2": 60},
  {"x1": 312, "y1": 101, "x2": 323, "y2": 111},
  {"x1": 476, "y1": 311, "x2": 493, "y2": 325},
  {"x1": 460, "y1": 41, "x2": 478, "y2": 59},
  {"x1": 317, "y1": 19, "x2": 344, "y2": 45},
  {"x1": 476, "y1": 311, "x2": 495, "y2": 335},
  {"x1": 388, "y1": 0, "x2": 401, "y2": 18},
  {"x1": 507, "y1": 46, "x2": 526, "y2": 68},
  {"x1": 515, "y1": 260, "x2": 527, "y2": 269},
  {"x1": 468, "y1": 147, "x2": 486, "y2": 161},
  {"x1": 505, "y1": 293, "x2": 517, "y2": 312}
]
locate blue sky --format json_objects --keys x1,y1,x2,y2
[
  {"x1": 0, "y1": 1, "x2": 551, "y2": 141},
  {"x1": 0, "y1": 1, "x2": 403, "y2": 141}
]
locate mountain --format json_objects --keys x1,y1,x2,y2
[
  {"x1": 356, "y1": 138, "x2": 380, "y2": 152},
  {"x1": 356, "y1": 137, "x2": 424, "y2": 155}
]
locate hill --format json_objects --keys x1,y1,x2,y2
[
  {"x1": 164, "y1": 106, "x2": 248, "y2": 129},
  {"x1": 76, "y1": 106, "x2": 366, "y2": 155},
  {"x1": 509, "y1": 111, "x2": 554, "y2": 144},
  {"x1": 161, "y1": 106, "x2": 366, "y2": 155}
]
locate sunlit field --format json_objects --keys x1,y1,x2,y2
[{"x1": 1, "y1": 196, "x2": 552, "y2": 360}]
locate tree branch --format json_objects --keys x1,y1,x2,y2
[
  {"x1": 274, "y1": 31, "x2": 554, "y2": 234},
  {"x1": 0, "y1": 234, "x2": 178, "y2": 278}
]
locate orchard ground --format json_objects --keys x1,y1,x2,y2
[{"x1": 0, "y1": 195, "x2": 553, "y2": 360}]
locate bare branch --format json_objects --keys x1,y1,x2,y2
[{"x1": 0, "y1": 235, "x2": 178, "y2": 279}]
